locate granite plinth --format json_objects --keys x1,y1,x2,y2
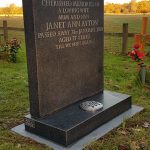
[
  {"x1": 24, "y1": 91, "x2": 131, "y2": 146},
  {"x1": 12, "y1": 105, "x2": 143, "y2": 150}
]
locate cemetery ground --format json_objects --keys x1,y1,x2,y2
[{"x1": 0, "y1": 15, "x2": 150, "y2": 150}]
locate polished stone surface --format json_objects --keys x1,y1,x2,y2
[
  {"x1": 24, "y1": 91, "x2": 131, "y2": 146},
  {"x1": 23, "y1": 0, "x2": 104, "y2": 118},
  {"x1": 12, "y1": 105, "x2": 143, "y2": 150}
]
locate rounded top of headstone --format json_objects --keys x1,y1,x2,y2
[{"x1": 80, "y1": 101, "x2": 103, "y2": 112}]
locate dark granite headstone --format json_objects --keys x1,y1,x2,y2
[
  {"x1": 23, "y1": 0, "x2": 132, "y2": 146},
  {"x1": 23, "y1": 0, "x2": 104, "y2": 118}
]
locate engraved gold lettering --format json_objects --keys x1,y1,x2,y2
[
  {"x1": 42, "y1": 0, "x2": 72, "y2": 7},
  {"x1": 46, "y1": 22, "x2": 66, "y2": 30},
  {"x1": 67, "y1": 21, "x2": 81, "y2": 28},
  {"x1": 57, "y1": 30, "x2": 70, "y2": 36},
  {"x1": 70, "y1": 15, "x2": 89, "y2": 20},
  {"x1": 59, "y1": 36, "x2": 72, "y2": 43},
  {"x1": 62, "y1": 8, "x2": 89, "y2": 14},
  {"x1": 58, "y1": 15, "x2": 69, "y2": 20},
  {"x1": 41, "y1": 0, "x2": 100, "y2": 7}
]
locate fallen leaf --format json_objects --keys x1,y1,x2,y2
[
  {"x1": 130, "y1": 141, "x2": 140, "y2": 150},
  {"x1": 119, "y1": 130, "x2": 128, "y2": 135},
  {"x1": 118, "y1": 144, "x2": 129, "y2": 150}
]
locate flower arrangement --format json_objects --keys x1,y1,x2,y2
[
  {"x1": 129, "y1": 44, "x2": 150, "y2": 85},
  {"x1": 129, "y1": 44, "x2": 144, "y2": 63},
  {"x1": 0, "y1": 38, "x2": 21, "y2": 63}
]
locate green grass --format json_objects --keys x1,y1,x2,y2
[
  {"x1": 104, "y1": 15, "x2": 150, "y2": 54},
  {"x1": 0, "y1": 15, "x2": 150, "y2": 150},
  {"x1": 104, "y1": 14, "x2": 150, "y2": 33}
]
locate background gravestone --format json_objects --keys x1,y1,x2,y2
[
  {"x1": 23, "y1": 0, "x2": 104, "y2": 118},
  {"x1": 23, "y1": 0, "x2": 131, "y2": 146}
]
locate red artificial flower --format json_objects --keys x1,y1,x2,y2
[
  {"x1": 137, "y1": 51, "x2": 144, "y2": 59},
  {"x1": 129, "y1": 50, "x2": 136, "y2": 60},
  {"x1": 134, "y1": 49, "x2": 139, "y2": 54},
  {"x1": 133, "y1": 44, "x2": 140, "y2": 49},
  {"x1": 129, "y1": 48, "x2": 144, "y2": 61}
]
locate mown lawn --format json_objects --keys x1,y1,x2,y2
[{"x1": 0, "y1": 15, "x2": 150, "y2": 150}]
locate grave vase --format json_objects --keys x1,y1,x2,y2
[{"x1": 139, "y1": 64, "x2": 146, "y2": 85}]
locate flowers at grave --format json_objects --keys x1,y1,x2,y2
[
  {"x1": 0, "y1": 38, "x2": 21, "y2": 62},
  {"x1": 129, "y1": 44, "x2": 144, "y2": 62},
  {"x1": 8, "y1": 38, "x2": 21, "y2": 62},
  {"x1": 129, "y1": 44, "x2": 150, "y2": 85}
]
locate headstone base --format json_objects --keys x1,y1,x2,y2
[
  {"x1": 24, "y1": 91, "x2": 131, "y2": 146},
  {"x1": 12, "y1": 105, "x2": 143, "y2": 150}
]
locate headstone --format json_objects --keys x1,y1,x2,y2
[
  {"x1": 23, "y1": 0, "x2": 104, "y2": 118},
  {"x1": 23, "y1": 0, "x2": 132, "y2": 146}
]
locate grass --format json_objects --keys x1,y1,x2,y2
[{"x1": 0, "y1": 15, "x2": 150, "y2": 150}]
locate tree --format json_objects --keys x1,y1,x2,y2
[
  {"x1": 137, "y1": 1, "x2": 150, "y2": 13},
  {"x1": 104, "y1": 0, "x2": 150, "y2": 14},
  {"x1": 9, "y1": 4, "x2": 18, "y2": 15},
  {"x1": 0, "y1": 4, "x2": 23, "y2": 15},
  {"x1": 129, "y1": 0, "x2": 137, "y2": 13},
  {"x1": 2, "y1": 7, "x2": 11, "y2": 16}
]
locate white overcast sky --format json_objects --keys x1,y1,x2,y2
[{"x1": 0, "y1": 0, "x2": 141, "y2": 7}]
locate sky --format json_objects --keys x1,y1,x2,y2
[
  {"x1": 105, "y1": 0, "x2": 141, "y2": 4},
  {"x1": 0, "y1": 0, "x2": 141, "y2": 7},
  {"x1": 105, "y1": 0, "x2": 132, "y2": 4},
  {"x1": 0, "y1": 0, "x2": 22, "y2": 7}
]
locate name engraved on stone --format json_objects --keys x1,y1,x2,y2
[
  {"x1": 46, "y1": 22, "x2": 66, "y2": 30},
  {"x1": 46, "y1": 20, "x2": 99, "y2": 31}
]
